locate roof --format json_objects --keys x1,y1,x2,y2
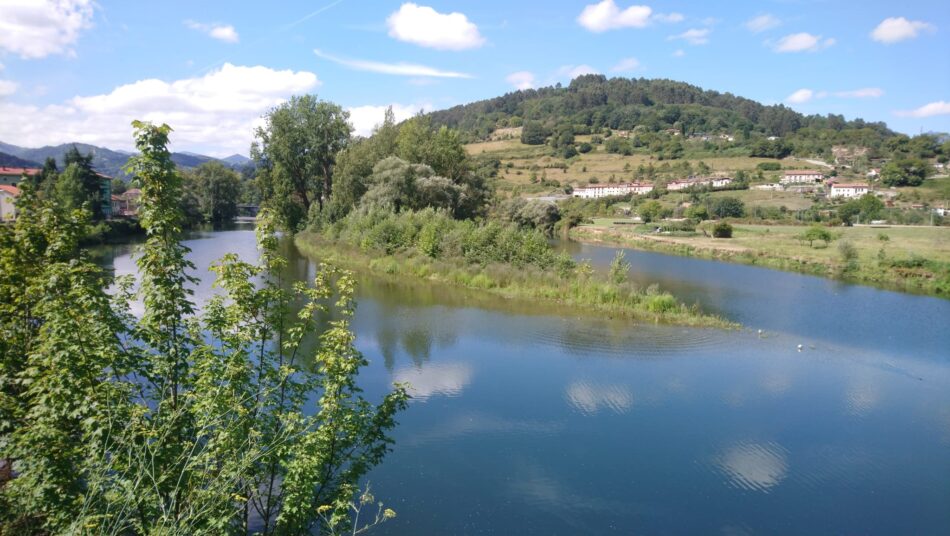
[
  {"x1": 0, "y1": 185, "x2": 21, "y2": 196},
  {"x1": 576, "y1": 183, "x2": 652, "y2": 189},
  {"x1": 785, "y1": 170, "x2": 822, "y2": 175},
  {"x1": 123, "y1": 188, "x2": 142, "y2": 195},
  {"x1": 831, "y1": 183, "x2": 870, "y2": 188},
  {"x1": 0, "y1": 167, "x2": 41, "y2": 176}
]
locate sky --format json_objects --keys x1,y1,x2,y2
[{"x1": 0, "y1": 0, "x2": 947, "y2": 157}]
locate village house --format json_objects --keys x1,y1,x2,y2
[
  {"x1": 753, "y1": 183, "x2": 783, "y2": 191},
  {"x1": 667, "y1": 176, "x2": 733, "y2": 191},
  {"x1": 572, "y1": 183, "x2": 653, "y2": 199},
  {"x1": 112, "y1": 188, "x2": 142, "y2": 216},
  {"x1": 0, "y1": 167, "x2": 41, "y2": 187},
  {"x1": 781, "y1": 170, "x2": 825, "y2": 185},
  {"x1": 866, "y1": 168, "x2": 881, "y2": 179},
  {"x1": 829, "y1": 183, "x2": 871, "y2": 199},
  {"x1": 0, "y1": 185, "x2": 20, "y2": 221}
]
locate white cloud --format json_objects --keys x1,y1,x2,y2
[
  {"x1": 611, "y1": 57, "x2": 641, "y2": 72},
  {"x1": 668, "y1": 28, "x2": 710, "y2": 45},
  {"x1": 672, "y1": 49, "x2": 685, "y2": 57},
  {"x1": 871, "y1": 17, "x2": 935, "y2": 44},
  {"x1": 557, "y1": 64, "x2": 600, "y2": 80},
  {"x1": 0, "y1": 80, "x2": 16, "y2": 97},
  {"x1": 787, "y1": 87, "x2": 884, "y2": 104},
  {"x1": 184, "y1": 20, "x2": 239, "y2": 43},
  {"x1": 0, "y1": 63, "x2": 319, "y2": 156},
  {"x1": 313, "y1": 49, "x2": 472, "y2": 78},
  {"x1": 386, "y1": 3, "x2": 485, "y2": 50},
  {"x1": 578, "y1": 1, "x2": 652, "y2": 32},
  {"x1": 746, "y1": 14, "x2": 781, "y2": 33},
  {"x1": 895, "y1": 101, "x2": 950, "y2": 118},
  {"x1": 0, "y1": 0, "x2": 94, "y2": 59},
  {"x1": 786, "y1": 88, "x2": 814, "y2": 104},
  {"x1": 653, "y1": 12, "x2": 684, "y2": 23},
  {"x1": 393, "y1": 362, "x2": 472, "y2": 401},
  {"x1": 773, "y1": 32, "x2": 835, "y2": 52},
  {"x1": 835, "y1": 88, "x2": 884, "y2": 98},
  {"x1": 566, "y1": 381, "x2": 633, "y2": 415},
  {"x1": 506, "y1": 71, "x2": 535, "y2": 90},
  {"x1": 347, "y1": 103, "x2": 431, "y2": 137}
]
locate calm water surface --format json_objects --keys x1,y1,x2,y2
[{"x1": 96, "y1": 228, "x2": 950, "y2": 536}]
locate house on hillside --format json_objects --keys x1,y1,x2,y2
[
  {"x1": 0, "y1": 185, "x2": 20, "y2": 221},
  {"x1": 829, "y1": 183, "x2": 871, "y2": 199},
  {"x1": 572, "y1": 183, "x2": 653, "y2": 199},
  {"x1": 781, "y1": 170, "x2": 824, "y2": 185},
  {"x1": 112, "y1": 188, "x2": 142, "y2": 217},
  {"x1": 0, "y1": 167, "x2": 41, "y2": 187}
]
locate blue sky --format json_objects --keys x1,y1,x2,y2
[{"x1": 0, "y1": 0, "x2": 947, "y2": 156}]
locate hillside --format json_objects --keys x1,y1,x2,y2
[
  {"x1": 427, "y1": 75, "x2": 903, "y2": 160},
  {"x1": 0, "y1": 141, "x2": 249, "y2": 179},
  {"x1": 0, "y1": 151, "x2": 40, "y2": 168}
]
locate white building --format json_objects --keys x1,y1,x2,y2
[
  {"x1": 572, "y1": 183, "x2": 654, "y2": 199},
  {"x1": 829, "y1": 183, "x2": 871, "y2": 199},
  {"x1": 866, "y1": 168, "x2": 881, "y2": 179},
  {"x1": 781, "y1": 170, "x2": 824, "y2": 185},
  {"x1": 667, "y1": 177, "x2": 733, "y2": 191},
  {"x1": 0, "y1": 185, "x2": 19, "y2": 221}
]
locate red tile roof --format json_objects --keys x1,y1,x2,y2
[
  {"x1": 0, "y1": 185, "x2": 21, "y2": 196},
  {"x1": 0, "y1": 167, "x2": 41, "y2": 176}
]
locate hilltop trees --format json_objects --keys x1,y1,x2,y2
[{"x1": 253, "y1": 95, "x2": 352, "y2": 230}]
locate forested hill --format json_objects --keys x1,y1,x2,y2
[{"x1": 426, "y1": 75, "x2": 901, "y2": 157}]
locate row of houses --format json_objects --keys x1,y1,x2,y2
[
  {"x1": 572, "y1": 182, "x2": 654, "y2": 199},
  {"x1": 666, "y1": 176, "x2": 733, "y2": 191}
]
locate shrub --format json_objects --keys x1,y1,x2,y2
[
  {"x1": 609, "y1": 250, "x2": 631, "y2": 285},
  {"x1": 646, "y1": 294, "x2": 678, "y2": 313},
  {"x1": 757, "y1": 162, "x2": 781, "y2": 171},
  {"x1": 712, "y1": 221, "x2": 733, "y2": 238}
]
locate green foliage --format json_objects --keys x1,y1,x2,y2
[
  {"x1": 184, "y1": 160, "x2": 241, "y2": 224},
  {"x1": 838, "y1": 193, "x2": 884, "y2": 224},
  {"x1": 253, "y1": 95, "x2": 352, "y2": 231},
  {"x1": 799, "y1": 225, "x2": 833, "y2": 247},
  {"x1": 706, "y1": 196, "x2": 745, "y2": 219},
  {"x1": 495, "y1": 197, "x2": 561, "y2": 236},
  {"x1": 609, "y1": 249, "x2": 631, "y2": 285},
  {"x1": 880, "y1": 158, "x2": 931, "y2": 187},
  {"x1": 838, "y1": 240, "x2": 859, "y2": 270},
  {"x1": 757, "y1": 162, "x2": 781, "y2": 171},
  {"x1": 638, "y1": 200, "x2": 664, "y2": 223},
  {"x1": 520, "y1": 120, "x2": 547, "y2": 145},
  {"x1": 0, "y1": 122, "x2": 407, "y2": 535},
  {"x1": 712, "y1": 221, "x2": 733, "y2": 238}
]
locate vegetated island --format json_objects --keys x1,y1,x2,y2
[
  {"x1": 570, "y1": 220, "x2": 950, "y2": 298},
  {"x1": 295, "y1": 208, "x2": 736, "y2": 329}
]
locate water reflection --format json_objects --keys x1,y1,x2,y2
[
  {"x1": 715, "y1": 441, "x2": 789, "y2": 493},
  {"x1": 565, "y1": 380, "x2": 633, "y2": 415},
  {"x1": 392, "y1": 362, "x2": 473, "y2": 401},
  {"x1": 403, "y1": 412, "x2": 562, "y2": 448}
]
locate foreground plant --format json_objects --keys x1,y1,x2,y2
[{"x1": 0, "y1": 121, "x2": 407, "y2": 535}]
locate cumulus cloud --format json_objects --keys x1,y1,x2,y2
[
  {"x1": 786, "y1": 87, "x2": 884, "y2": 104},
  {"x1": 611, "y1": 57, "x2": 641, "y2": 72},
  {"x1": 0, "y1": 63, "x2": 319, "y2": 156},
  {"x1": 668, "y1": 28, "x2": 710, "y2": 45},
  {"x1": 392, "y1": 362, "x2": 473, "y2": 401},
  {"x1": 557, "y1": 64, "x2": 600, "y2": 80},
  {"x1": 347, "y1": 103, "x2": 431, "y2": 137},
  {"x1": 313, "y1": 49, "x2": 472, "y2": 78},
  {"x1": 184, "y1": 20, "x2": 239, "y2": 43},
  {"x1": 386, "y1": 3, "x2": 485, "y2": 50},
  {"x1": 786, "y1": 88, "x2": 814, "y2": 104},
  {"x1": 0, "y1": 80, "x2": 17, "y2": 97},
  {"x1": 745, "y1": 14, "x2": 781, "y2": 33},
  {"x1": 894, "y1": 101, "x2": 950, "y2": 118},
  {"x1": 506, "y1": 71, "x2": 535, "y2": 90},
  {"x1": 577, "y1": 1, "x2": 651, "y2": 32},
  {"x1": 871, "y1": 17, "x2": 935, "y2": 44},
  {"x1": 0, "y1": 0, "x2": 94, "y2": 59},
  {"x1": 773, "y1": 32, "x2": 835, "y2": 52}
]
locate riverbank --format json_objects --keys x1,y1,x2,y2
[
  {"x1": 295, "y1": 232, "x2": 737, "y2": 329},
  {"x1": 570, "y1": 223, "x2": 950, "y2": 298}
]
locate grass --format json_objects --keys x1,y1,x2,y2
[
  {"x1": 571, "y1": 222, "x2": 950, "y2": 297},
  {"x1": 295, "y1": 233, "x2": 737, "y2": 329}
]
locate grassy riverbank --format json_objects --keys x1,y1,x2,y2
[
  {"x1": 571, "y1": 222, "x2": 950, "y2": 298},
  {"x1": 296, "y1": 210, "x2": 736, "y2": 328}
]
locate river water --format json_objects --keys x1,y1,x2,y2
[{"x1": 95, "y1": 227, "x2": 950, "y2": 535}]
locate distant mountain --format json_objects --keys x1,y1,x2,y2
[
  {"x1": 0, "y1": 151, "x2": 41, "y2": 168},
  {"x1": 0, "y1": 141, "x2": 248, "y2": 179},
  {"x1": 221, "y1": 154, "x2": 251, "y2": 166}
]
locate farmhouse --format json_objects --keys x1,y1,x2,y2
[
  {"x1": 0, "y1": 167, "x2": 41, "y2": 187},
  {"x1": 667, "y1": 177, "x2": 733, "y2": 191},
  {"x1": 781, "y1": 170, "x2": 824, "y2": 185},
  {"x1": 0, "y1": 185, "x2": 20, "y2": 221},
  {"x1": 572, "y1": 183, "x2": 653, "y2": 199},
  {"x1": 829, "y1": 183, "x2": 871, "y2": 199}
]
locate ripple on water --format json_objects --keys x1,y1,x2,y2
[{"x1": 565, "y1": 380, "x2": 634, "y2": 415}]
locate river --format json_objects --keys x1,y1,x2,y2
[{"x1": 94, "y1": 226, "x2": 950, "y2": 535}]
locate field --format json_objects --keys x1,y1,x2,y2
[{"x1": 571, "y1": 222, "x2": 950, "y2": 297}]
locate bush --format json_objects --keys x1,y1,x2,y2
[
  {"x1": 757, "y1": 162, "x2": 781, "y2": 171},
  {"x1": 712, "y1": 221, "x2": 733, "y2": 238},
  {"x1": 646, "y1": 294, "x2": 678, "y2": 313}
]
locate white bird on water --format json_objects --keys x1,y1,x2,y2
[{"x1": 797, "y1": 344, "x2": 803, "y2": 351}]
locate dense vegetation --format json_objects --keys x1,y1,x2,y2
[
  {"x1": 426, "y1": 75, "x2": 949, "y2": 162},
  {"x1": 0, "y1": 122, "x2": 407, "y2": 535}
]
